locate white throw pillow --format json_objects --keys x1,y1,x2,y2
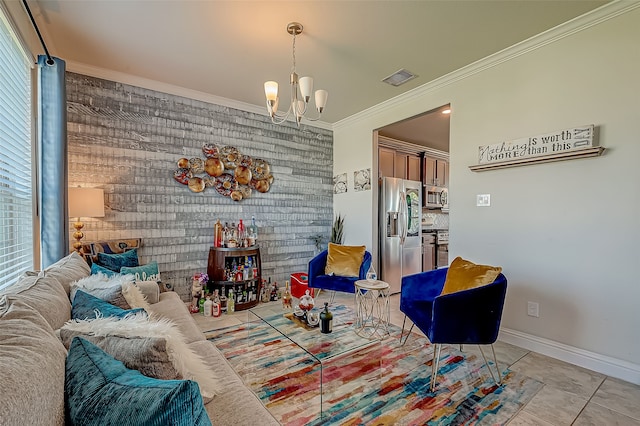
[
  {"x1": 121, "y1": 282, "x2": 152, "y2": 314},
  {"x1": 70, "y1": 273, "x2": 134, "y2": 309},
  {"x1": 59, "y1": 315, "x2": 220, "y2": 402}
]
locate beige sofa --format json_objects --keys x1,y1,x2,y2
[{"x1": 0, "y1": 252, "x2": 279, "y2": 426}]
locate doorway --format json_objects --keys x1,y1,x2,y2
[{"x1": 373, "y1": 104, "x2": 451, "y2": 275}]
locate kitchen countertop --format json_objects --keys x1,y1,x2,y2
[{"x1": 422, "y1": 227, "x2": 448, "y2": 232}]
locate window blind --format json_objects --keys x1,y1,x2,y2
[{"x1": 0, "y1": 11, "x2": 34, "y2": 290}]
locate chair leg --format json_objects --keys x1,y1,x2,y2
[
  {"x1": 328, "y1": 291, "x2": 336, "y2": 305},
  {"x1": 430, "y1": 343, "x2": 442, "y2": 392},
  {"x1": 478, "y1": 344, "x2": 502, "y2": 385},
  {"x1": 399, "y1": 315, "x2": 415, "y2": 345}
]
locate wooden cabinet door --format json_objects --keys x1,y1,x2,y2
[
  {"x1": 379, "y1": 147, "x2": 395, "y2": 178},
  {"x1": 424, "y1": 157, "x2": 436, "y2": 185},
  {"x1": 440, "y1": 161, "x2": 449, "y2": 187},
  {"x1": 435, "y1": 160, "x2": 447, "y2": 187},
  {"x1": 407, "y1": 155, "x2": 421, "y2": 182},
  {"x1": 394, "y1": 153, "x2": 407, "y2": 179}
]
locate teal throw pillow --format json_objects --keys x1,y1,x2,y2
[
  {"x1": 65, "y1": 337, "x2": 211, "y2": 426},
  {"x1": 91, "y1": 262, "x2": 117, "y2": 277},
  {"x1": 96, "y1": 249, "x2": 139, "y2": 272},
  {"x1": 71, "y1": 290, "x2": 146, "y2": 320},
  {"x1": 121, "y1": 261, "x2": 160, "y2": 282}
]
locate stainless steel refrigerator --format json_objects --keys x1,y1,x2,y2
[{"x1": 379, "y1": 177, "x2": 423, "y2": 294}]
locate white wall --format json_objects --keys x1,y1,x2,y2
[{"x1": 333, "y1": 3, "x2": 640, "y2": 382}]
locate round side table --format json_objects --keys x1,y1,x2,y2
[{"x1": 354, "y1": 279, "x2": 390, "y2": 339}]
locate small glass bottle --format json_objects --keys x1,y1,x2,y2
[
  {"x1": 366, "y1": 263, "x2": 377, "y2": 281},
  {"x1": 199, "y1": 294, "x2": 207, "y2": 314},
  {"x1": 213, "y1": 219, "x2": 223, "y2": 247},
  {"x1": 282, "y1": 280, "x2": 292, "y2": 310},
  {"x1": 237, "y1": 219, "x2": 245, "y2": 247},
  {"x1": 320, "y1": 302, "x2": 333, "y2": 334},
  {"x1": 212, "y1": 289, "x2": 221, "y2": 317},
  {"x1": 227, "y1": 288, "x2": 235, "y2": 314},
  {"x1": 219, "y1": 291, "x2": 227, "y2": 314},
  {"x1": 203, "y1": 296, "x2": 212, "y2": 317}
]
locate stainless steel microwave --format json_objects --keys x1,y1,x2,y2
[{"x1": 424, "y1": 186, "x2": 449, "y2": 211}]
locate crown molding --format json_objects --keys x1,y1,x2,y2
[
  {"x1": 65, "y1": 61, "x2": 333, "y2": 131},
  {"x1": 333, "y1": 0, "x2": 640, "y2": 131}
]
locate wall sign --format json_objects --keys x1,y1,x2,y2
[{"x1": 470, "y1": 125, "x2": 604, "y2": 171}]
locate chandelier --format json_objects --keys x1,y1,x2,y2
[{"x1": 264, "y1": 22, "x2": 328, "y2": 126}]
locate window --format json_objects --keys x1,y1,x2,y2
[{"x1": 0, "y1": 10, "x2": 34, "y2": 290}]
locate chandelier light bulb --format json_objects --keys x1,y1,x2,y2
[
  {"x1": 264, "y1": 81, "x2": 278, "y2": 102},
  {"x1": 315, "y1": 89, "x2": 328, "y2": 113},
  {"x1": 299, "y1": 76, "x2": 313, "y2": 103}
]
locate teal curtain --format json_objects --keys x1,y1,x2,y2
[{"x1": 38, "y1": 55, "x2": 68, "y2": 268}]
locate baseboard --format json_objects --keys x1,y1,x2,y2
[{"x1": 499, "y1": 328, "x2": 640, "y2": 385}]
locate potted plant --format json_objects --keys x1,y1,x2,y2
[{"x1": 330, "y1": 214, "x2": 344, "y2": 245}]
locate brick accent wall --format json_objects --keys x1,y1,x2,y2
[{"x1": 66, "y1": 72, "x2": 333, "y2": 300}]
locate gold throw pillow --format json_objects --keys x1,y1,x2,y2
[
  {"x1": 441, "y1": 257, "x2": 502, "y2": 295},
  {"x1": 324, "y1": 243, "x2": 366, "y2": 277}
]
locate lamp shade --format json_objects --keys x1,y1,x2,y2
[
  {"x1": 264, "y1": 81, "x2": 279, "y2": 101},
  {"x1": 68, "y1": 187, "x2": 105, "y2": 218}
]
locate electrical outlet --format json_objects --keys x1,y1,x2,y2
[
  {"x1": 477, "y1": 194, "x2": 491, "y2": 207},
  {"x1": 527, "y1": 301, "x2": 539, "y2": 318}
]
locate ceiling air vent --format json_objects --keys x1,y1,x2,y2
[{"x1": 382, "y1": 69, "x2": 417, "y2": 87}]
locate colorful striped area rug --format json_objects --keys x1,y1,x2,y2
[{"x1": 207, "y1": 305, "x2": 542, "y2": 425}]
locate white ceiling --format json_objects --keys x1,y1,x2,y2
[{"x1": 26, "y1": 0, "x2": 608, "y2": 142}]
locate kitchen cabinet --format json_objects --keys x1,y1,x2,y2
[
  {"x1": 378, "y1": 147, "x2": 396, "y2": 178},
  {"x1": 424, "y1": 157, "x2": 448, "y2": 187},
  {"x1": 407, "y1": 155, "x2": 421, "y2": 181},
  {"x1": 379, "y1": 147, "x2": 421, "y2": 181}
]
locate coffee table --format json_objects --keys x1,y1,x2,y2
[{"x1": 247, "y1": 305, "x2": 380, "y2": 417}]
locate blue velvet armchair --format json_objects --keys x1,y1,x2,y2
[
  {"x1": 308, "y1": 250, "x2": 372, "y2": 298},
  {"x1": 400, "y1": 267, "x2": 507, "y2": 391}
]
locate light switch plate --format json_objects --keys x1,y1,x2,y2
[{"x1": 477, "y1": 194, "x2": 491, "y2": 207}]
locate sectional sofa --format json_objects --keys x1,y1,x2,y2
[{"x1": 0, "y1": 251, "x2": 279, "y2": 425}]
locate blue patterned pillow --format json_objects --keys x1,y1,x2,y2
[
  {"x1": 90, "y1": 262, "x2": 117, "y2": 277},
  {"x1": 65, "y1": 337, "x2": 211, "y2": 426},
  {"x1": 96, "y1": 249, "x2": 139, "y2": 272},
  {"x1": 71, "y1": 290, "x2": 146, "y2": 320},
  {"x1": 121, "y1": 261, "x2": 160, "y2": 282}
]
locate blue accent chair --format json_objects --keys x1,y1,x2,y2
[
  {"x1": 400, "y1": 267, "x2": 507, "y2": 391},
  {"x1": 308, "y1": 250, "x2": 372, "y2": 298}
]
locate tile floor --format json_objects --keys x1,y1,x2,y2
[{"x1": 190, "y1": 292, "x2": 640, "y2": 425}]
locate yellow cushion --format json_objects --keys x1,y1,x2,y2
[
  {"x1": 441, "y1": 257, "x2": 502, "y2": 295},
  {"x1": 324, "y1": 243, "x2": 366, "y2": 277}
]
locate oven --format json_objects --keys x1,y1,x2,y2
[{"x1": 436, "y1": 230, "x2": 449, "y2": 268}]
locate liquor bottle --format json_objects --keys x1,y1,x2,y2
[
  {"x1": 243, "y1": 257, "x2": 249, "y2": 280},
  {"x1": 212, "y1": 290, "x2": 221, "y2": 317},
  {"x1": 219, "y1": 291, "x2": 227, "y2": 313},
  {"x1": 282, "y1": 280, "x2": 292, "y2": 310},
  {"x1": 229, "y1": 222, "x2": 238, "y2": 247},
  {"x1": 199, "y1": 294, "x2": 206, "y2": 314},
  {"x1": 223, "y1": 222, "x2": 230, "y2": 247},
  {"x1": 214, "y1": 219, "x2": 223, "y2": 247},
  {"x1": 227, "y1": 288, "x2": 235, "y2": 314},
  {"x1": 237, "y1": 219, "x2": 245, "y2": 247},
  {"x1": 247, "y1": 256, "x2": 253, "y2": 279},
  {"x1": 320, "y1": 302, "x2": 333, "y2": 334},
  {"x1": 261, "y1": 280, "x2": 270, "y2": 303},
  {"x1": 248, "y1": 216, "x2": 258, "y2": 246},
  {"x1": 203, "y1": 297, "x2": 212, "y2": 317}
]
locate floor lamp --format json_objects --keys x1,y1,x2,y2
[{"x1": 68, "y1": 187, "x2": 105, "y2": 253}]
